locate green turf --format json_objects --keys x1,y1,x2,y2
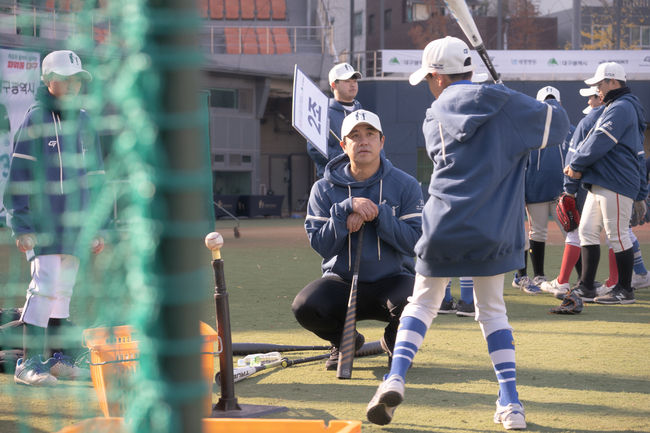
[{"x1": 1, "y1": 218, "x2": 649, "y2": 432}]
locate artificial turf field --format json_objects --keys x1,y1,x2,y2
[{"x1": 0, "y1": 218, "x2": 649, "y2": 433}]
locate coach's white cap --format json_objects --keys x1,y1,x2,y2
[
  {"x1": 409, "y1": 36, "x2": 474, "y2": 86},
  {"x1": 536, "y1": 86, "x2": 561, "y2": 102},
  {"x1": 41, "y1": 50, "x2": 92, "y2": 82},
  {"x1": 329, "y1": 63, "x2": 362, "y2": 85},
  {"x1": 584, "y1": 62, "x2": 626, "y2": 86},
  {"x1": 340, "y1": 109, "x2": 382, "y2": 138},
  {"x1": 579, "y1": 86, "x2": 598, "y2": 97}
]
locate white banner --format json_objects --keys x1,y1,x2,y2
[
  {"x1": 382, "y1": 49, "x2": 650, "y2": 80},
  {"x1": 0, "y1": 48, "x2": 40, "y2": 219},
  {"x1": 292, "y1": 64, "x2": 329, "y2": 157}
]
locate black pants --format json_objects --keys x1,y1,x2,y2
[{"x1": 291, "y1": 274, "x2": 414, "y2": 351}]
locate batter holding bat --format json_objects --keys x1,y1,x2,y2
[
  {"x1": 292, "y1": 109, "x2": 423, "y2": 373},
  {"x1": 366, "y1": 36, "x2": 570, "y2": 430}
]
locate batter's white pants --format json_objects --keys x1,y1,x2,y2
[
  {"x1": 526, "y1": 201, "x2": 566, "y2": 242},
  {"x1": 21, "y1": 254, "x2": 80, "y2": 328},
  {"x1": 579, "y1": 185, "x2": 633, "y2": 252},
  {"x1": 402, "y1": 273, "x2": 511, "y2": 339}
]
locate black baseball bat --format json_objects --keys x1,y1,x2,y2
[
  {"x1": 231, "y1": 342, "x2": 330, "y2": 355},
  {"x1": 337, "y1": 225, "x2": 365, "y2": 379},
  {"x1": 216, "y1": 340, "x2": 385, "y2": 384}
]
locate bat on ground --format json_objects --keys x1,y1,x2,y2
[
  {"x1": 216, "y1": 340, "x2": 385, "y2": 385},
  {"x1": 444, "y1": 0, "x2": 501, "y2": 83},
  {"x1": 231, "y1": 342, "x2": 330, "y2": 355},
  {"x1": 337, "y1": 224, "x2": 365, "y2": 379}
]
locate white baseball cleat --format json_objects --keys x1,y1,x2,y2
[
  {"x1": 539, "y1": 278, "x2": 570, "y2": 296},
  {"x1": 631, "y1": 272, "x2": 650, "y2": 289},
  {"x1": 366, "y1": 374, "x2": 405, "y2": 425},
  {"x1": 494, "y1": 401, "x2": 526, "y2": 430},
  {"x1": 44, "y1": 353, "x2": 91, "y2": 380},
  {"x1": 14, "y1": 357, "x2": 58, "y2": 387}
]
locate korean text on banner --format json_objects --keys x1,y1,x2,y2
[{"x1": 292, "y1": 65, "x2": 329, "y2": 157}]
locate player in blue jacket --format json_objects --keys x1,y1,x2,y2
[
  {"x1": 564, "y1": 62, "x2": 647, "y2": 304},
  {"x1": 4, "y1": 50, "x2": 105, "y2": 386},
  {"x1": 514, "y1": 86, "x2": 574, "y2": 294},
  {"x1": 366, "y1": 37, "x2": 570, "y2": 430},
  {"x1": 293, "y1": 109, "x2": 424, "y2": 371},
  {"x1": 306, "y1": 63, "x2": 363, "y2": 178}
]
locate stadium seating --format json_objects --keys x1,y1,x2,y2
[
  {"x1": 270, "y1": 0, "x2": 286, "y2": 20},
  {"x1": 225, "y1": 0, "x2": 239, "y2": 20},
  {"x1": 209, "y1": 0, "x2": 224, "y2": 19},
  {"x1": 241, "y1": 0, "x2": 255, "y2": 19},
  {"x1": 256, "y1": 27, "x2": 275, "y2": 54},
  {"x1": 224, "y1": 27, "x2": 241, "y2": 54},
  {"x1": 255, "y1": 0, "x2": 271, "y2": 20},
  {"x1": 271, "y1": 27, "x2": 291, "y2": 54}
]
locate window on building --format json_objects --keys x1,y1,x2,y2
[
  {"x1": 630, "y1": 25, "x2": 650, "y2": 48},
  {"x1": 405, "y1": 0, "x2": 430, "y2": 22},
  {"x1": 384, "y1": 9, "x2": 392, "y2": 30},
  {"x1": 368, "y1": 13, "x2": 374, "y2": 35},
  {"x1": 210, "y1": 89, "x2": 238, "y2": 109},
  {"x1": 354, "y1": 11, "x2": 363, "y2": 36}
]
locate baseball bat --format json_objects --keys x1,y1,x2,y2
[
  {"x1": 337, "y1": 224, "x2": 365, "y2": 379},
  {"x1": 231, "y1": 342, "x2": 330, "y2": 355},
  {"x1": 217, "y1": 340, "x2": 385, "y2": 385},
  {"x1": 444, "y1": 0, "x2": 501, "y2": 83}
]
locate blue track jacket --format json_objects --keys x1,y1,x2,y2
[
  {"x1": 306, "y1": 98, "x2": 362, "y2": 178},
  {"x1": 525, "y1": 124, "x2": 574, "y2": 204},
  {"x1": 415, "y1": 82, "x2": 570, "y2": 277},
  {"x1": 568, "y1": 92, "x2": 647, "y2": 201},
  {"x1": 305, "y1": 153, "x2": 424, "y2": 282},
  {"x1": 4, "y1": 86, "x2": 105, "y2": 259},
  {"x1": 564, "y1": 106, "x2": 605, "y2": 198}
]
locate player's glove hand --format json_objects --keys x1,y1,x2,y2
[
  {"x1": 16, "y1": 233, "x2": 37, "y2": 253},
  {"x1": 549, "y1": 290, "x2": 583, "y2": 314},
  {"x1": 556, "y1": 193, "x2": 580, "y2": 232},
  {"x1": 631, "y1": 200, "x2": 648, "y2": 227}
]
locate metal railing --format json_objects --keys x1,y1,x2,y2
[{"x1": 339, "y1": 50, "x2": 385, "y2": 78}]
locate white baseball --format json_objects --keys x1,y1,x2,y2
[
  {"x1": 204, "y1": 232, "x2": 224, "y2": 250},
  {"x1": 23, "y1": 237, "x2": 34, "y2": 250},
  {"x1": 92, "y1": 239, "x2": 101, "y2": 249}
]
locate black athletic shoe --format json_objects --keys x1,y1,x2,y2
[
  {"x1": 456, "y1": 300, "x2": 475, "y2": 317},
  {"x1": 325, "y1": 332, "x2": 365, "y2": 370},
  {"x1": 571, "y1": 284, "x2": 597, "y2": 303},
  {"x1": 594, "y1": 286, "x2": 635, "y2": 304},
  {"x1": 438, "y1": 297, "x2": 458, "y2": 314}
]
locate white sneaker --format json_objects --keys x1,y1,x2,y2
[
  {"x1": 14, "y1": 357, "x2": 58, "y2": 386},
  {"x1": 540, "y1": 278, "x2": 570, "y2": 296},
  {"x1": 366, "y1": 375, "x2": 404, "y2": 425},
  {"x1": 494, "y1": 401, "x2": 526, "y2": 430},
  {"x1": 532, "y1": 275, "x2": 547, "y2": 286},
  {"x1": 631, "y1": 272, "x2": 650, "y2": 289},
  {"x1": 595, "y1": 282, "x2": 615, "y2": 297},
  {"x1": 44, "y1": 353, "x2": 91, "y2": 380}
]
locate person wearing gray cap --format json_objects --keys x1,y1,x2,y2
[
  {"x1": 306, "y1": 62, "x2": 363, "y2": 178},
  {"x1": 4, "y1": 50, "x2": 104, "y2": 386},
  {"x1": 366, "y1": 36, "x2": 570, "y2": 430}
]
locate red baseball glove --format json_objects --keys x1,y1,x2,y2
[{"x1": 556, "y1": 193, "x2": 580, "y2": 232}]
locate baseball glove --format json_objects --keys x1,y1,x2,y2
[
  {"x1": 556, "y1": 193, "x2": 580, "y2": 232},
  {"x1": 630, "y1": 198, "x2": 649, "y2": 227},
  {"x1": 549, "y1": 290, "x2": 583, "y2": 314}
]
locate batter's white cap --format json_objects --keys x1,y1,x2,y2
[
  {"x1": 536, "y1": 86, "x2": 561, "y2": 102},
  {"x1": 340, "y1": 109, "x2": 382, "y2": 138},
  {"x1": 41, "y1": 50, "x2": 92, "y2": 82},
  {"x1": 328, "y1": 63, "x2": 362, "y2": 85},
  {"x1": 409, "y1": 36, "x2": 474, "y2": 86},
  {"x1": 584, "y1": 62, "x2": 626, "y2": 86},
  {"x1": 579, "y1": 86, "x2": 598, "y2": 97}
]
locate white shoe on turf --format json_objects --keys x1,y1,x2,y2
[
  {"x1": 631, "y1": 272, "x2": 650, "y2": 289},
  {"x1": 494, "y1": 401, "x2": 526, "y2": 430},
  {"x1": 14, "y1": 357, "x2": 58, "y2": 386},
  {"x1": 366, "y1": 375, "x2": 404, "y2": 426},
  {"x1": 540, "y1": 278, "x2": 570, "y2": 296},
  {"x1": 44, "y1": 352, "x2": 91, "y2": 380}
]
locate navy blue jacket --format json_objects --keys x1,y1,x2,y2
[
  {"x1": 4, "y1": 86, "x2": 105, "y2": 259},
  {"x1": 415, "y1": 82, "x2": 570, "y2": 277},
  {"x1": 306, "y1": 98, "x2": 362, "y2": 178},
  {"x1": 568, "y1": 90, "x2": 647, "y2": 201},
  {"x1": 305, "y1": 153, "x2": 423, "y2": 282}
]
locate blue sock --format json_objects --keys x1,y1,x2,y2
[
  {"x1": 486, "y1": 329, "x2": 520, "y2": 406},
  {"x1": 632, "y1": 239, "x2": 647, "y2": 275},
  {"x1": 460, "y1": 277, "x2": 474, "y2": 304},
  {"x1": 443, "y1": 282, "x2": 452, "y2": 302},
  {"x1": 388, "y1": 316, "x2": 427, "y2": 380}
]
